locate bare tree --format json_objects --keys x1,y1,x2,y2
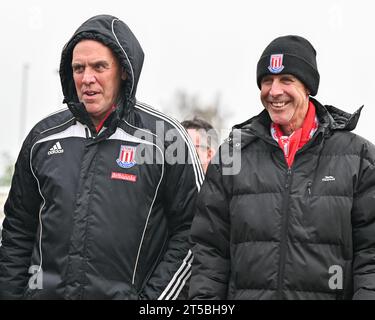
[
  {"x1": 0, "y1": 152, "x2": 14, "y2": 187},
  {"x1": 164, "y1": 89, "x2": 228, "y2": 136}
]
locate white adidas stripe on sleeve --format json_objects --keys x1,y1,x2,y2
[{"x1": 135, "y1": 102, "x2": 205, "y2": 191}]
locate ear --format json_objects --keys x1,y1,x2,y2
[
  {"x1": 207, "y1": 148, "x2": 213, "y2": 161},
  {"x1": 121, "y1": 68, "x2": 127, "y2": 81}
]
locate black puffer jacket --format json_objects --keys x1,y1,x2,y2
[
  {"x1": 189, "y1": 98, "x2": 375, "y2": 299},
  {"x1": 0, "y1": 15, "x2": 204, "y2": 299}
]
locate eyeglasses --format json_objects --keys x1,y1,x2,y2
[{"x1": 195, "y1": 144, "x2": 210, "y2": 150}]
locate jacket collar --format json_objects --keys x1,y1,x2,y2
[
  {"x1": 68, "y1": 99, "x2": 131, "y2": 137},
  {"x1": 231, "y1": 98, "x2": 363, "y2": 150}
]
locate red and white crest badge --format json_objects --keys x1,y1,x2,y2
[
  {"x1": 116, "y1": 145, "x2": 137, "y2": 168},
  {"x1": 268, "y1": 54, "x2": 284, "y2": 73}
]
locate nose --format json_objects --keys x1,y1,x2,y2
[
  {"x1": 269, "y1": 79, "x2": 283, "y2": 97},
  {"x1": 82, "y1": 68, "x2": 96, "y2": 85}
]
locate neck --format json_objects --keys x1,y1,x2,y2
[
  {"x1": 280, "y1": 124, "x2": 294, "y2": 136},
  {"x1": 91, "y1": 105, "x2": 116, "y2": 132}
]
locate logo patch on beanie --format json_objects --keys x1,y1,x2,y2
[{"x1": 268, "y1": 54, "x2": 284, "y2": 73}]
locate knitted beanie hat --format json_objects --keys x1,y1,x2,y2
[{"x1": 256, "y1": 35, "x2": 320, "y2": 96}]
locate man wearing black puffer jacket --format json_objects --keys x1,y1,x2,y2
[
  {"x1": 0, "y1": 14, "x2": 204, "y2": 299},
  {"x1": 189, "y1": 35, "x2": 375, "y2": 300}
]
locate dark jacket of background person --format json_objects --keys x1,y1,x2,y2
[
  {"x1": 189, "y1": 97, "x2": 375, "y2": 299},
  {"x1": 0, "y1": 15, "x2": 204, "y2": 299}
]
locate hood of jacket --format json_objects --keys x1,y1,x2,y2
[
  {"x1": 59, "y1": 14, "x2": 144, "y2": 126},
  {"x1": 230, "y1": 97, "x2": 364, "y2": 150}
]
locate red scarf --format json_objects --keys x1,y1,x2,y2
[{"x1": 271, "y1": 101, "x2": 318, "y2": 168}]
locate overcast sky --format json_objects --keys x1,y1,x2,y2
[{"x1": 1, "y1": 0, "x2": 374, "y2": 174}]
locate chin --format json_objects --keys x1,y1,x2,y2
[
  {"x1": 84, "y1": 104, "x2": 101, "y2": 113},
  {"x1": 270, "y1": 115, "x2": 290, "y2": 126}
]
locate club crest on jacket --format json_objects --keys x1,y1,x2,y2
[{"x1": 116, "y1": 145, "x2": 137, "y2": 168}]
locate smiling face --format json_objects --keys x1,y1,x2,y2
[
  {"x1": 260, "y1": 74, "x2": 310, "y2": 135},
  {"x1": 72, "y1": 40, "x2": 126, "y2": 126}
]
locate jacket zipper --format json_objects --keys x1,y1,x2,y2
[{"x1": 277, "y1": 168, "x2": 292, "y2": 299}]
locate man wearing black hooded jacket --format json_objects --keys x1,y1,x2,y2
[
  {"x1": 189, "y1": 35, "x2": 375, "y2": 300},
  {"x1": 0, "y1": 14, "x2": 203, "y2": 299}
]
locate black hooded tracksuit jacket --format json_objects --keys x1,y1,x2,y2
[
  {"x1": 189, "y1": 98, "x2": 375, "y2": 300},
  {"x1": 0, "y1": 15, "x2": 204, "y2": 299}
]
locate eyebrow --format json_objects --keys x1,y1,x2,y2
[
  {"x1": 261, "y1": 75, "x2": 273, "y2": 81},
  {"x1": 71, "y1": 60, "x2": 110, "y2": 68},
  {"x1": 280, "y1": 75, "x2": 295, "y2": 80}
]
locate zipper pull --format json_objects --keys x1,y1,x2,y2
[
  {"x1": 307, "y1": 181, "x2": 312, "y2": 195},
  {"x1": 85, "y1": 127, "x2": 94, "y2": 139},
  {"x1": 285, "y1": 168, "x2": 292, "y2": 189}
]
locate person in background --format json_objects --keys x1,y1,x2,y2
[
  {"x1": 181, "y1": 117, "x2": 219, "y2": 174},
  {"x1": 0, "y1": 14, "x2": 204, "y2": 299},
  {"x1": 189, "y1": 35, "x2": 375, "y2": 299}
]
